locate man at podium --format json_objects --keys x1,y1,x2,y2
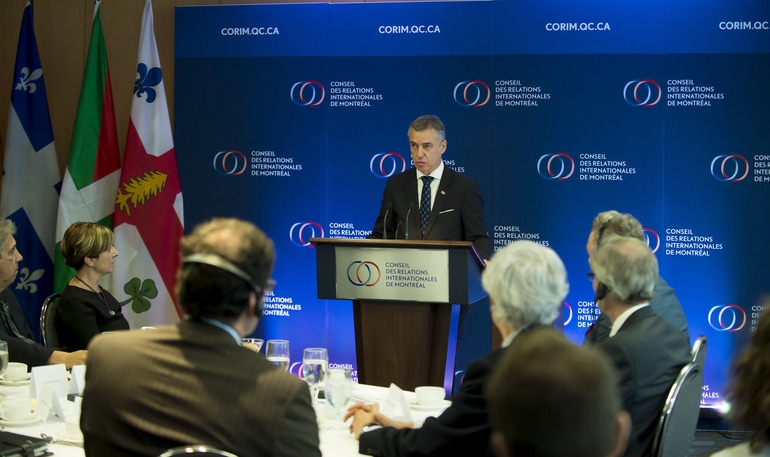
[{"x1": 367, "y1": 114, "x2": 492, "y2": 261}]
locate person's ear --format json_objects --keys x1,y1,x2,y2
[
  {"x1": 490, "y1": 431, "x2": 511, "y2": 457},
  {"x1": 610, "y1": 411, "x2": 631, "y2": 457}
]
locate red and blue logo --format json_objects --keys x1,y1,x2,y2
[
  {"x1": 537, "y1": 152, "x2": 574, "y2": 180},
  {"x1": 453, "y1": 80, "x2": 490, "y2": 107},
  {"x1": 710, "y1": 154, "x2": 749, "y2": 182},
  {"x1": 624, "y1": 79, "x2": 661, "y2": 107},
  {"x1": 290, "y1": 80, "x2": 325, "y2": 106},
  {"x1": 370, "y1": 152, "x2": 407, "y2": 178},
  {"x1": 643, "y1": 228, "x2": 660, "y2": 253},
  {"x1": 708, "y1": 304, "x2": 746, "y2": 332},
  {"x1": 213, "y1": 150, "x2": 248, "y2": 176},
  {"x1": 289, "y1": 221, "x2": 324, "y2": 247},
  {"x1": 347, "y1": 261, "x2": 381, "y2": 287}
]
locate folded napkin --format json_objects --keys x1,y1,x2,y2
[{"x1": 379, "y1": 383, "x2": 413, "y2": 423}]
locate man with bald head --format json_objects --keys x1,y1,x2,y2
[
  {"x1": 589, "y1": 234, "x2": 690, "y2": 457},
  {"x1": 584, "y1": 210, "x2": 688, "y2": 344}
]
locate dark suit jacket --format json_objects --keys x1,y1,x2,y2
[
  {"x1": 368, "y1": 166, "x2": 493, "y2": 260},
  {"x1": 0, "y1": 288, "x2": 53, "y2": 366},
  {"x1": 359, "y1": 343, "x2": 513, "y2": 456},
  {"x1": 596, "y1": 306, "x2": 691, "y2": 457},
  {"x1": 81, "y1": 320, "x2": 321, "y2": 457},
  {"x1": 585, "y1": 276, "x2": 689, "y2": 345}
]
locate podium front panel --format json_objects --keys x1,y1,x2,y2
[{"x1": 335, "y1": 247, "x2": 449, "y2": 302}]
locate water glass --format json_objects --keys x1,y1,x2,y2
[
  {"x1": 325, "y1": 368, "x2": 352, "y2": 429},
  {"x1": 265, "y1": 339, "x2": 290, "y2": 371},
  {"x1": 242, "y1": 338, "x2": 265, "y2": 352},
  {"x1": 302, "y1": 348, "x2": 328, "y2": 406},
  {"x1": 0, "y1": 341, "x2": 7, "y2": 378}
]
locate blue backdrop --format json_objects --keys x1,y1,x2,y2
[{"x1": 174, "y1": 0, "x2": 770, "y2": 409}]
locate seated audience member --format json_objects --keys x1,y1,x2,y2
[
  {"x1": 80, "y1": 218, "x2": 321, "y2": 457},
  {"x1": 0, "y1": 219, "x2": 87, "y2": 368},
  {"x1": 486, "y1": 327, "x2": 631, "y2": 457},
  {"x1": 589, "y1": 234, "x2": 691, "y2": 457},
  {"x1": 584, "y1": 210, "x2": 689, "y2": 344},
  {"x1": 57, "y1": 221, "x2": 130, "y2": 351},
  {"x1": 711, "y1": 302, "x2": 770, "y2": 457},
  {"x1": 344, "y1": 240, "x2": 569, "y2": 457}
]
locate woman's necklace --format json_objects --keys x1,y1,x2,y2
[{"x1": 74, "y1": 276, "x2": 115, "y2": 316}]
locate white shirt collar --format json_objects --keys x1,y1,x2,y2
[
  {"x1": 609, "y1": 303, "x2": 649, "y2": 337},
  {"x1": 501, "y1": 325, "x2": 530, "y2": 348},
  {"x1": 417, "y1": 162, "x2": 444, "y2": 181}
]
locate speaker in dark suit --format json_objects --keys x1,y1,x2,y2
[{"x1": 368, "y1": 115, "x2": 492, "y2": 261}]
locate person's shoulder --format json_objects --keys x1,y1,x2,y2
[{"x1": 711, "y1": 442, "x2": 770, "y2": 457}]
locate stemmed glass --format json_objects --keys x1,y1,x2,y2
[
  {"x1": 0, "y1": 341, "x2": 7, "y2": 378},
  {"x1": 265, "y1": 339, "x2": 290, "y2": 371},
  {"x1": 325, "y1": 368, "x2": 352, "y2": 430},
  {"x1": 302, "y1": 348, "x2": 328, "y2": 407}
]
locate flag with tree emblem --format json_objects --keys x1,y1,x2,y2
[
  {"x1": 111, "y1": 0, "x2": 184, "y2": 327},
  {"x1": 0, "y1": 1, "x2": 61, "y2": 338}
]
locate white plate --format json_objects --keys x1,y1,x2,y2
[
  {"x1": 0, "y1": 414, "x2": 41, "y2": 426},
  {"x1": 0, "y1": 377, "x2": 30, "y2": 386},
  {"x1": 411, "y1": 400, "x2": 451, "y2": 411}
]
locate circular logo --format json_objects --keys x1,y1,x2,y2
[
  {"x1": 453, "y1": 80, "x2": 490, "y2": 107},
  {"x1": 370, "y1": 152, "x2": 407, "y2": 178},
  {"x1": 623, "y1": 79, "x2": 661, "y2": 107},
  {"x1": 708, "y1": 304, "x2": 746, "y2": 332},
  {"x1": 537, "y1": 153, "x2": 575, "y2": 180},
  {"x1": 643, "y1": 228, "x2": 660, "y2": 253},
  {"x1": 289, "y1": 221, "x2": 324, "y2": 247},
  {"x1": 290, "y1": 80, "x2": 325, "y2": 106},
  {"x1": 213, "y1": 150, "x2": 247, "y2": 176},
  {"x1": 289, "y1": 362, "x2": 303, "y2": 377},
  {"x1": 563, "y1": 301, "x2": 573, "y2": 326},
  {"x1": 347, "y1": 261, "x2": 381, "y2": 287},
  {"x1": 710, "y1": 154, "x2": 749, "y2": 182}
]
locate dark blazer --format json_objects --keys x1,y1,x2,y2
[
  {"x1": 368, "y1": 166, "x2": 493, "y2": 260},
  {"x1": 0, "y1": 288, "x2": 54, "y2": 366},
  {"x1": 585, "y1": 276, "x2": 690, "y2": 345},
  {"x1": 359, "y1": 343, "x2": 513, "y2": 456},
  {"x1": 596, "y1": 306, "x2": 691, "y2": 457},
  {"x1": 81, "y1": 320, "x2": 321, "y2": 457}
]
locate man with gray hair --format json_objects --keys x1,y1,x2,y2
[
  {"x1": 584, "y1": 210, "x2": 688, "y2": 344},
  {"x1": 345, "y1": 240, "x2": 568, "y2": 457},
  {"x1": 589, "y1": 234, "x2": 690, "y2": 457},
  {"x1": 0, "y1": 219, "x2": 87, "y2": 368}
]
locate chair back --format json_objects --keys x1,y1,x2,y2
[
  {"x1": 158, "y1": 445, "x2": 239, "y2": 457},
  {"x1": 39, "y1": 293, "x2": 61, "y2": 348},
  {"x1": 691, "y1": 335, "x2": 707, "y2": 371},
  {"x1": 651, "y1": 362, "x2": 702, "y2": 457}
]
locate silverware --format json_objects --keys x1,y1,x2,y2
[{"x1": 40, "y1": 433, "x2": 82, "y2": 447}]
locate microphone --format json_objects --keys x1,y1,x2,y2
[
  {"x1": 395, "y1": 218, "x2": 404, "y2": 239},
  {"x1": 405, "y1": 207, "x2": 412, "y2": 240},
  {"x1": 383, "y1": 208, "x2": 390, "y2": 239}
]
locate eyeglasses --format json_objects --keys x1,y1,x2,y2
[{"x1": 587, "y1": 272, "x2": 596, "y2": 281}]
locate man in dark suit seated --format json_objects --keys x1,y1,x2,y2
[
  {"x1": 344, "y1": 240, "x2": 569, "y2": 456},
  {"x1": 0, "y1": 219, "x2": 87, "y2": 368},
  {"x1": 584, "y1": 210, "x2": 689, "y2": 344},
  {"x1": 81, "y1": 218, "x2": 321, "y2": 457},
  {"x1": 588, "y1": 234, "x2": 691, "y2": 457},
  {"x1": 486, "y1": 327, "x2": 631, "y2": 457},
  {"x1": 367, "y1": 114, "x2": 492, "y2": 261}
]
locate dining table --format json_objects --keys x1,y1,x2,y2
[{"x1": 0, "y1": 380, "x2": 450, "y2": 456}]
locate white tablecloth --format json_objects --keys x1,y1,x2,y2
[{"x1": 1, "y1": 382, "x2": 448, "y2": 457}]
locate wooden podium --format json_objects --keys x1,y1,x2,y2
[{"x1": 310, "y1": 238, "x2": 486, "y2": 393}]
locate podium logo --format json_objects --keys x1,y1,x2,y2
[
  {"x1": 370, "y1": 152, "x2": 407, "y2": 178},
  {"x1": 711, "y1": 154, "x2": 749, "y2": 182},
  {"x1": 563, "y1": 301, "x2": 573, "y2": 326},
  {"x1": 290, "y1": 80, "x2": 325, "y2": 106},
  {"x1": 708, "y1": 304, "x2": 746, "y2": 332},
  {"x1": 643, "y1": 228, "x2": 660, "y2": 253},
  {"x1": 623, "y1": 79, "x2": 661, "y2": 107},
  {"x1": 289, "y1": 221, "x2": 324, "y2": 247},
  {"x1": 347, "y1": 261, "x2": 381, "y2": 287},
  {"x1": 453, "y1": 80, "x2": 490, "y2": 107},
  {"x1": 212, "y1": 150, "x2": 248, "y2": 176},
  {"x1": 537, "y1": 152, "x2": 574, "y2": 180}
]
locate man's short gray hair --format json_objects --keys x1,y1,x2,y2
[
  {"x1": 0, "y1": 219, "x2": 17, "y2": 254},
  {"x1": 591, "y1": 234, "x2": 658, "y2": 305},
  {"x1": 481, "y1": 240, "x2": 569, "y2": 328}
]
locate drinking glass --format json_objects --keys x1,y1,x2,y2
[
  {"x1": 302, "y1": 348, "x2": 328, "y2": 406},
  {"x1": 242, "y1": 338, "x2": 265, "y2": 353},
  {"x1": 0, "y1": 341, "x2": 7, "y2": 378},
  {"x1": 265, "y1": 339, "x2": 290, "y2": 371},
  {"x1": 325, "y1": 368, "x2": 352, "y2": 429}
]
